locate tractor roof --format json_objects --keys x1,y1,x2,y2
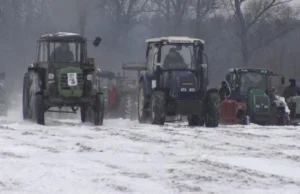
[
  {"x1": 229, "y1": 67, "x2": 273, "y2": 74},
  {"x1": 146, "y1": 36, "x2": 205, "y2": 44},
  {"x1": 39, "y1": 32, "x2": 86, "y2": 42}
]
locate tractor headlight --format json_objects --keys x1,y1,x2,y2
[
  {"x1": 48, "y1": 73, "x2": 54, "y2": 80},
  {"x1": 181, "y1": 88, "x2": 187, "y2": 92},
  {"x1": 87, "y1": 74, "x2": 93, "y2": 81},
  {"x1": 189, "y1": 88, "x2": 195, "y2": 92}
]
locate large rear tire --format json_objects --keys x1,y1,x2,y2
[
  {"x1": 205, "y1": 92, "x2": 221, "y2": 128},
  {"x1": 93, "y1": 95, "x2": 104, "y2": 126},
  {"x1": 150, "y1": 91, "x2": 165, "y2": 125},
  {"x1": 80, "y1": 105, "x2": 87, "y2": 123},
  {"x1": 22, "y1": 72, "x2": 30, "y2": 120},
  {"x1": 34, "y1": 94, "x2": 45, "y2": 125},
  {"x1": 138, "y1": 81, "x2": 149, "y2": 123}
]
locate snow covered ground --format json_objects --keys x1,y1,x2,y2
[{"x1": 1, "y1": 107, "x2": 300, "y2": 194}]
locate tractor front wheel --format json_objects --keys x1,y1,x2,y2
[
  {"x1": 205, "y1": 92, "x2": 221, "y2": 128},
  {"x1": 93, "y1": 95, "x2": 104, "y2": 126},
  {"x1": 22, "y1": 72, "x2": 30, "y2": 120},
  {"x1": 150, "y1": 91, "x2": 165, "y2": 125},
  {"x1": 34, "y1": 94, "x2": 45, "y2": 125},
  {"x1": 80, "y1": 105, "x2": 87, "y2": 123}
]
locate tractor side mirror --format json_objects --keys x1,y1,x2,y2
[
  {"x1": 93, "y1": 37, "x2": 102, "y2": 47},
  {"x1": 0, "y1": 72, "x2": 6, "y2": 80},
  {"x1": 281, "y1": 76, "x2": 285, "y2": 85}
]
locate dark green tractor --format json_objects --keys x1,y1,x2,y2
[
  {"x1": 223, "y1": 68, "x2": 287, "y2": 125},
  {"x1": 22, "y1": 32, "x2": 104, "y2": 125}
]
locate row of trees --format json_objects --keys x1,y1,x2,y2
[{"x1": 0, "y1": 0, "x2": 299, "y2": 86}]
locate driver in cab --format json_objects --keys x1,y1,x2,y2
[
  {"x1": 50, "y1": 43, "x2": 74, "y2": 61},
  {"x1": 163, "y1": 48, "x2": 186, "y2": 69}
]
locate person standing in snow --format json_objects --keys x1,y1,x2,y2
[
  {"x1": 283, "y1": 79, "x2": 300, "y2": 99},
  {"x1": 219, "y1": 81, "x2": 231, "y2": 101}
]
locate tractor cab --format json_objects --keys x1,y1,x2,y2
[{"x1": 145, "y1": 36, "x2": 208, "y2": 97}]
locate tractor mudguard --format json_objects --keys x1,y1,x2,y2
[{"x1": 163, "y1": 71, "x2": 197, "y2": 97}]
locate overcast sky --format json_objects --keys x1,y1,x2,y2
[{"x1": 291, "y1": 0, "x2": 300, "y2": 5}]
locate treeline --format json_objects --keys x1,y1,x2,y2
[{"x1": 0, "y1": 0, "x2": 299, "y2": 87}]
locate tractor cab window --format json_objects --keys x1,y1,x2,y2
[
  {"x1": 161, "y1": 44, "x2": 193, "y2": 69},
  {"x1": 239, "y1": 72, "x2": 267, "y2": 95},
  {"x1": 49, "y1": 42, "x2": 81, "y2": 62}
]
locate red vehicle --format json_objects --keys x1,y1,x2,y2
[
  {"x1": 220, "y1": 68, "x2": 289, "y2": 125},
  {"x1": 98, "y1": 63, "x2": 145, "y2": 120}
]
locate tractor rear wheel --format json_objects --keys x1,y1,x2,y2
[
  {"x1": 93, "y1": 94, "x2": 104, "y2": 126},
  {"x1": 205, "y1": 92, "x2": 221, "y2": 128},
  {"x1": 22, "y1": 72, "x2": 30, "y2": 120},
  {"x1": 34, "y1": 94, "x2": 45, "y2": 125},
  {"x1": 150, "y1": 91, "x2": 165, "y2": 125},
  {"x1": 80, "y1": 105, "x2": 87, "y2": 123}
]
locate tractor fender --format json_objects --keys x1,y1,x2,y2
[{"x1": 139, "y1": 74, "x2": 152, "y2": 96}]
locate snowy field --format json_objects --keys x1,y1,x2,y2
[{"x1": 1, "y1": 107, "x2": 300, "y2": 194}]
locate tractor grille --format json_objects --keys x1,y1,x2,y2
[
  {"x1": 60, "y1": 73, "x2": 84, "y2": 89},
  {"x1": 255, "y1": 96, "x2": 269, "y2": 113},
  {"x1": 179, "y1": 76, "x2": 196, "y2": 87}
]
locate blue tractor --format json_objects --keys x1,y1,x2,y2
[{"x1": 138, "y1": 36, "x2": 221, "y2": 126}]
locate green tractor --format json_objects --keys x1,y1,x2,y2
[
  {"x1": 222, "y1": 68, "x2": 289, "y2": 125},
  {"x1": 22, "y1": 32, "x2": 104, "y2": 125}
]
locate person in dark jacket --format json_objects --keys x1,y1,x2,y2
[
  {"x1": 163, "y1": 48, "x2": 185, "y2": 69},
  {"x1": 50, "y1": 43, "x2": 74, "y2": 61},
  {"x1": 283, "y1": 79, "x2": 300, "y2": 99},
  {"x1": 219, "y1": 81, "x2": 231, "y2": 101}
]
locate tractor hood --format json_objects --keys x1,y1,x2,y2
[
  {"x1": 247, "y1": 88, "x2": 270, "y2": 114},
  {"x1": 163, "y1": 71, "x2": 198, "y2": 99},
  {"x1": 57, "y1": 67, "x2": 84, "y2": 98}
]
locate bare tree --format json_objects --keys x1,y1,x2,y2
[
  {"x1": 229, "y1": 0, "x2": 296, "y2": 66},
  {"x1": 98, "y1": 0, "x2": 150, "y2": 46},
  {"x1": 192, "y1": 0, "x2": 220, "y2": 37},
  {"x1": 151, "y1": 0, "x2": 191, "y2": 35}
]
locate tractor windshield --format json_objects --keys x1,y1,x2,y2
[
  {"x1": 161, "y1": 44, "x2": 193, "y2": 69},
  {"x1": 239, "y1": 72, "x2": 267, "y2": 95},
  {"x1": 49, "y1": 42, "x2": 81, "y2": 62}
]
